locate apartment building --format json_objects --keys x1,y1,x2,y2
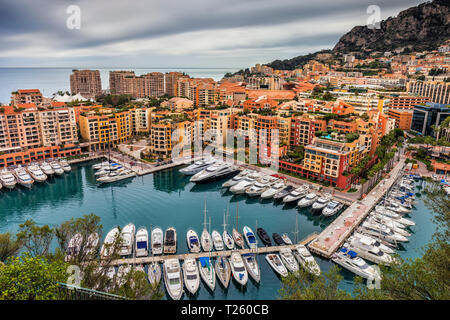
[
  {"x1": 389, "y1": 95, "x2": 430, "y2": 110},
  {"x1": 407, "y1": 81, "x2": 450, "y2": 105},
  {"x1": 109, "y1": 71, "x2": 135, "y2": 94},
  {"x1": 70, "y1": 70, "x2": 102, "y2": 99},
  {"x1": 130, "y1": 107, "x2": 152, "y2": 133},
  {"x1": 109, "y1": 71, "x2": 165, "y2": 98},
  {"x1": 37, "y1": 108, "x2": 78, "y2": 147},
  {"x1": 164, "y1": 72, "x2": 185, "y2": 97},
  {"x1": 386, "y1": 109, "x2": 413, "y2": 130},
  {"x1": 290, "y1": 115, "x2": 326, "y2": 147},
  {"x1": 411, "y1": 103, "x2": 450, "y2": 137},
  {"x1": 11, "y1": 89, "x2": 43, "y2": 106},
  {"x1": 246, "y1": 76, "x2": 282, "y2": 90}
]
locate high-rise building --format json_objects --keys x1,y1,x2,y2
[
  {"x1": 411, "y1": 103, "x2": 450, "y2": 137},
  {"x1": 70, "y1": 70, "x2": 102, "y2": 99},
  {"x1": 164, "y1": 72, "x2": 185, "y2": 97},
  {"x1": 406, "y1": 81, "x2": 450, "y2": 105},
  {"x1": 109, "y1": 71, "x2": 135, "y2": 94}
]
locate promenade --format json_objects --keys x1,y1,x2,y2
[{"x1": 307, "y1": 158, "x2": 406, "y2": 258}]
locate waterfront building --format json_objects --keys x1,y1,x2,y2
[
  {"x1": 411, "y1": 103, "x2": 450, "y2": 137},
  {"x1": 70, "y1": 70, "x2": 102, "y2": 99},
  {"x1": 109, "y1": 71, "x2": 136, "y2": 95},
  {"x1": 290, "y1": 115, "x2": 326, "y2": 147}
]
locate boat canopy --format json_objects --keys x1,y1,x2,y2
[
  {"x1": 348, "y1": 250, "x2": 357, "y2": 258},
  {"x1": 199, "y1": 257, "x2": 210, "y2": 268},
  {"x1": 340, "y1": 247, "x2": 348, "y2": 253},
  {"x1": 189, "y1": 236, "x2": 199, "y2": 245},
  {"x1": 137, "y1": 241, "x2": 147, "y2": 249}
]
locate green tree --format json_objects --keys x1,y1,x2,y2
[
  {"x1": 0, "y1": 233, "x2": 22, "y2": 262},
  {"x1": 16, "y1": 220, "x2": 54, "y2": 257}
]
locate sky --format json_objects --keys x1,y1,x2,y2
[{"x1": 0, "y1": 0, "x2": 427, "y2": 69}]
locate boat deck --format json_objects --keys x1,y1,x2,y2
[{"x1": 109, "y1": 233, "x2": 318, "y2": 266}]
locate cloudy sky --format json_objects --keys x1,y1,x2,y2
[{"x1": 0, "y1": 0, "x2": 426, "y2": 69}]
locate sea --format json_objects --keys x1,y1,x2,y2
[
  {"x1": 0, "y1": 67, "x2": 238, "y2": 105},
  {"x1": 0, "y1": 162, "x2": 438, "y2": 300}
]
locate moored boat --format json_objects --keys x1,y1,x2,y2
[
  {"x1": 163, "y1": 258, "x2": 183, "y2": 300},
  {"x1": 265, "y1": 253, "x2": 288, "y2": 277},
  {"x1": 151, "y1": 227, "x2": 164, "y2": 255},
  {"x1": 279, "y1": 248, "x2": 299, "y2": 273},
  {"x1": 135, "y1": 227, "x2": 149, "y2": 257},
  {"x1": 198, "y1": 257, "x2": 216, "y2": 291},
  {"x1": 242, "y1": 253, "x2": 260, "y2": 283},
  {"x1": 215, "y1": 256, "x2": 231, "y2": 288},
  {"x1": 0, "y1": 168, "x2": 17, "y2": 189},
  {"x1": 229, "y1": 251, "x2": 248, "y2": 286},
  {"x1": 243, "y1": 226, "x2": 257, "y2": 249},
  {"x1": 293, "y1": 244, "x2": 321, "y2": 276},
  {"x1": 257, "y1": 227, "x2": 271, "y2": 246},
  {"x1": 163, "y1": 227, "x2": 177, "y2": 254},
  {"x1": 183, "y1": 258, "x2": 200, "y2": 295},
  {"x1": 148, "y1": 262, "x2": 162, "y2": 286},
  {"x1": 212, "y1": 230, "x2": 224, "y2": 251},
  {"x1": 186, "y1": 228, "x2": 201, "y2": 253},
  {"x1": 101, "y1": 227, "x2": 120, "y2": 259},
  {"x1": 119, "y1": 223, "x2": 135, "y2": 256}
]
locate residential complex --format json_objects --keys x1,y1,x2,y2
[{"x1": 70, "y1": 70, "x2": 102, "y2": 99}]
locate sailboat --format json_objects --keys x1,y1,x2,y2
[
  {"x1": 222, "y1": 208, "x2": 234, "y2": 250},
  {"x1": 201, "y1": 202, "x2": 212, "y2": 252},
  {"x1": 215, "y1": 256, "x2": 231, "y2": 288},
  {"x1": 198, "y1": 256, "x2": 216, "y2": 291},
  {"x1": 232, "y1": 203, "x2": 244, "y2": 248}
]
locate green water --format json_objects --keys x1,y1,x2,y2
[{"x1": 0, "y1": 162, "x2": 438, "y2": 299}]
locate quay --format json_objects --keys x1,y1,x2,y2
[
  {"x1": 308, "y1": 158, "x2": 406, "y2": 258},
  {"x1": 109, "y1": 233, "x2": 319, "y2": 266}
]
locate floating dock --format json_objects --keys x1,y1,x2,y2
[
  {"x1": 109, "y1": 233, "x2": 318, "y2": 266},
  {"x1": 308, "y1": 158, "x2": 406, "y2": 258}
]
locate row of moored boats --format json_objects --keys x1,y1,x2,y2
[
  {"x1": 0, "y1": 159, "x2": 71, "y2": 190},
  {"x1": 93, "y1": 161, "x2": 137, "y2": 184}
]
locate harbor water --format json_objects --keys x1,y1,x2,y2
[{"x1": 0, "y1": 162, "x2": 438, "y2": 299}]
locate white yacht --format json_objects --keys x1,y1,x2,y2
[
  {"x1": 331, "y1": 248, "x2": 381, "y2": 281},
  {"x1": 190, "y1": 162, "x2": 240, "y2": 183},
  {"x1": 384, "y1": 201, "x2": 411, "y2": 214},
  {"x1": 222, "y1": 229, "x2": 234, "y2": 250},
  {"x1": 85, "y1": 232, "x2": 99, "y2": 257},
  {"x1": 186, "y1": 229, "x2": 201, "y2": 253},
  {"x1": 243, "y1": 226, "x2": 257, "y2": 249},
  {"x1": 229, "y1": 251, "x2": 248, "y2": 286},
  {"x1": 359, "y1": 221, "x2": 408, "y2": 243},
  {"x1": 273, "y1": 185, "x2": 294, "y2": 201},
  {"x1": 163, "y1": 227, "x2": 177, "y2": 254},
  {"x1": 245, "y1": 176, "x2": 276, "y2": 197},
  {"x1": 13, "y1": 166, "x2": 34, "y2": 188},
  {"x1": 97, "y1": 168, "x2": 136, "y2": 184},
  {"x1": 101, "y1": 227, "x2": 120, "y2": 258},
  {"x1": 265, "y1": 253, "x2": 288, "y2": 277},
  {"x1": 26, "y1": 164, "x2": 47, "y2": 183},
  {"x1": 367, "y1": 215, "x2": 411, "y2": 237},
  {"x1": 164, "y1": 258, "x2": 183, "y2": 300},
  {"x1": 242, "y1": 253, "x2": 260, "y2": 283},
  {"x1": 183, "y1": 258, "x2": 200, "y2": 295},
  {"x1": 373, "y1": 207, "x2": 415, "y2": 227},
  {"x1": 229, "y1": 173, "x2": 261, "y2": 194},
  {"x1": 260, "y1": 181, "x2": 286, "y2": 200},
  {"x1": 322, "y1": 201, "x2": 344, "y2": 217},
  {"x1": 94, "y1": 164, "x2": 123, "y2": 177},
  {"x1": 282, "y1": 185, "x2": 309, "y2": 203},
  {"x1": 222, "y1": 170, "x2": 250, "y2": 188},
  {"x1": 344, "y1": 238, "x2": 397, "y2": 266},
  {"x1": 211, "y1": 230, "x2": 224, "y2": 251},
  {"x1": 119, "y1": 223, "x2": 135, "y2": 256},
  {"x1": 116, "y1": 264, "x2": 131, "y2": 287},
  {"x1": 312, "y1": 193, "x2": 332, "y2": 211},
  {"x1": 281, "y1": 234, "x2": 293, "y2": 245},
  {"x1": 50, "y1": 161, "x2": 64, "y2": 175},
  {"x1": 0, "y1": 168, "x2": 17, "y2": 189},
  {"x1": 180, "y1": 158, "x2": 216, "y2": 175},
  {"x1": 93, "y1": 161, "x2": 111, "y2": 170},
  {"x1": 39, "y1": 162, "x2": 54, "y2": 176},
  {"x1": 135, "y1": 227, "x2": 149, "y2": 257},
  {"x1": 198, "y1": 257, "x2": 216, "y2": 291},
  {"x1": 232, "y1": 228, "x2": 244, "y2": 248},
  {"x1": 351, "y1": 232, "x2": 395, "y2": 255},
  {"x1": 65, "y1": 233, "x2": 83, "y2": 262},
  {"x1": 297, "y1": 192, "x2": 318, "y2": 208},
  {"x1": 215, "y1": 256, "x2": 231, "y2": 288},
  {"x1": 148, "y1": 262, "x2": 162, "y2": 286},
  {"x1": 59, "y1": 159, "x2": 71, "y2": 172},
  {"x1": 293, "y1": 245, "x2": 321, "y2": 276},
  {"x1": 279, "y1": 248, "x2": 299, "y2": 273},
  {"x1": 201, "y1": 228, "x2": 212, "y2": 252},
  {"x1": 151, "y1": 227, "x2": 164, "y2": 255}
]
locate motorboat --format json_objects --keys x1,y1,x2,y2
[
  {"x1": 201, "y1": 228, "x2": 212, "y2": 252},
  {"x1": 297, "y1": 192, "x2": 318, "y2": 208},
  {"x1": 322, "y1": 201, "x2": 344, "y2": 217},
  {"x1": 311, "y1": 193, "x2": 332, "y2": 211},
  {"x1": 331, "y1": 248, "x2": 381, "y2": 281},
  {"x1": 281, "y1": 233, "x2": 293, "y2": 245},
  {"x1": 242, "y1": 253, "x2": 260, "y2": 283},
  {"x1": 190, "y1": 162, "x2": 240, "y2": 183},
  {"x1": 183, "y1": 258, "x2": 200, "y2": 295},
  {"x1": 119, "y1": 223, "x2": 135, "y2": 256},
  {"x1": 148, "y1": 262, "x2": 162, "y2": 286},
  {"x1": 265, "y1": 253, "x2": 288, "y2": 277},
  {"x1": 344, "y1": 238, "x2": 398, "y2": 266},
  {"x1": 93, "y1": 161, "x2": 111, "y2": 170},
  {"x1": 351, "y1": 232, "x2": 395, "y2": 255},
  {"x1": 13, "y1": 166, "x2": 34, "y2": 188},
  {"x1": 366, "y1": 216, "x2": 411, "y2": 237},
  {"x1": 243, "y1": 226, "x2": 257, "y2": 249},
  {"x1": 198, "y1": 257, "x2": 216, "y2": 291},
  {"x1": 384, "y1": 201, "x2": 411, "y2": 214},
  {"x1": 151, "y1": 227, "x2": 163, "y2": 255},
  {"x1": 163, "y1": 258, "x2": 183, "y2": 300},
  {"x1": 180, "y1": 158, "x2": 216, "y2": 175},
  {"x1": 272, "y1": 233, "x2": 284, "y2": 245},
  {"x1": 39, "y1": 162, "x2": 54, "y2": 176},
  {"x1": 212, "y1": 230, "x2": 224, "y2": 251},
  {"x1": 104, "y1": 266, "x2": 116, "y2": 291},
  {"x1": 0, "y1": 168, "x2": 17, "y2": 189},
  {"x1": 279, "y1": 248, "x2": 299, "y2": 273},
  {"x1": 257, "y1": 227, "x2": 271, "y2": 246},
  {"x1": 282, "y1": 185, "x2": 309, "y2": 203},
  {"x1": 359, "y1": 221, "x2": 408, "y2": 243},
  {"x1": 373, "y1": 207, "x2": 415, "y2": 227},
  {"x1": 186, "y1": 229, "x2": 201, "y2": 253},
  {"x1": 245, "y1": 176, "x2": 278, "y2": 197},
  {"x1": 85, "y1": 232, "x2": 99, "y2": 257},
  {"x1": 222, "y1": 230, "x2": 234, "y2": 250},
  {"x1": 229, "y1": 173, "x2": 261, "y2": 194},
  {"x1": 293, "y1": 245, "x2": 321, "y2": 276},
  {"x1": 94, "y1": 164, "x2": 123, "y2": 177},
  {"x1": 229, "y1": 251, "x2": 248, "y2": 286},
  {"x1": 59, "y1": 159, "x2": 71, "y2": 172},
  {"x1": 260, "y1": 181, "x2": 286, "y2": 200},
  {"x1": 222, "y1": 170, "x2": 250, "y2": 188},
  {"x1": 97, "y1": 168, "x2": 136, "y2": 184},
  {"x1": 164, "y1": 227, "x2": 177, "y2": 254},
  {"x1": 50, "y1": 161, "x2": 64, "y2": 175},
  {"x1": 100, "y1": 227, "x2": 120, "y2": 258},
  {"x1": 116, "y1": 264, "x2": 131, "y2": 287},
  {"x1": 215, "y1": 256, "x2": 231, "y2": 288},
  {"x1": 232, "y1": 228, "x2": 244, "y2": 248},
  {"x1": 135, "y1": 227, "x2": 149, "y2": 257},
  {"x1": 273, "y1": 185, "x2": 294, "y2": 201},
  {"x1": 26, "y1": 164, "x2": 47, "y2": 182},
  {"x1": 65, "y1": 233, "x2": 83, "y2": 262}
]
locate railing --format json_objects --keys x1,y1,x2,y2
[{"x1": 57, "y1": 282, "x2": 128, "y2": 300}]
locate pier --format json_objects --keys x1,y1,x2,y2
[
  {"x1": 308, "y1": 158, "x2": 406, "y2": 258},
  {"x1": 109, "y1": 233, "x2": 318, "y2": 266}
]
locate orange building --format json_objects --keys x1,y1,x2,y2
[
  {"x1": 387, "y1": 109, "x2": 413, "y2": 130},
  {"x1": 243, "y1": 97, "x2": 278, "y2": 112}
]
